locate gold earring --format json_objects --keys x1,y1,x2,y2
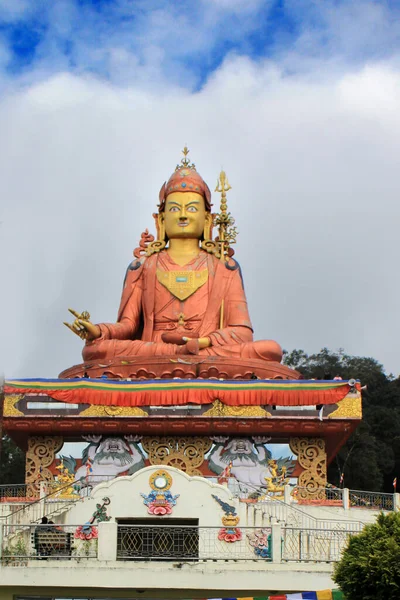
[
  {"x1": 201, "y1": 213, "x2": 218, "y2": 256},
  {"x1": 146, "y1": 213, "x2": 167, "y2": 256}
]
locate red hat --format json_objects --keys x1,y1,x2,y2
[{"x1": 158, "y1": 148, "x2": 212, "y2": 212}]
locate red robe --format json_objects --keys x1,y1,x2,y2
[{"x1": 83, "y1": 251, "x2": 282, "y2": 362}]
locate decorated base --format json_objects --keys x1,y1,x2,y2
[{"x1": 59, "y1": 356, "x2": 301, "y2": 380}]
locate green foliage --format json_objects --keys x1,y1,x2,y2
[
  {"x1": 284, "y1": 348, "x2": 400, "y2": 492},
  {"x1": 2, "y1": 536, "x2": 28, "y2": 565},
  {"x1": 0, "y1": 435, "x2": 25, "y2": 485},
  {"x1": 333, "y1": 512, "x2": 400, "y2": 600}
]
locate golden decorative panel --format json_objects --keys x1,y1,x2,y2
[
  {"x1": 142, "y1": 436, "x2": 212, "y2": 476},
  {"x1": 25, "y1": 436, "x2": 63, "y2": 498},
  {"x1": 156, "y1": 268, "x2": 208, "y2": 301},
  {"x1": 290, "y1": 437, "x2": 327, "y2": 501},
  {"x1": 80, "y1": 404, "x2": 148, "y2": 417},
  {"x1": 328, "y1": 394, "x2": 362, "y2": 419},
  {"x1": 3, "y1": 394, "x2": 24, "y2": 417},
  {"x1": 203, "y1": 399, "x2": 270, "y2": 417}
]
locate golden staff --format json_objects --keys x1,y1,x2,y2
[
  {"x1": 215, "y1": 170, "x2": 234, "y2": 328},
  {"x1": 215, "y1": 169, "x2": 232, "y2": 264}
]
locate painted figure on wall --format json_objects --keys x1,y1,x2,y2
[
  {"x1": 208, "y1": 436, "x2": 295, "y2": 494},
  {"x1": 64, "y1": 148, "x2": 282, "y2": 364},
  {"x1": 60, "y1": 435, "x2": 145, "y2": 490}
]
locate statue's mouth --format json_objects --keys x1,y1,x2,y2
[{"x1": 178, "y1": 222, "x2": 189, "y2": 227}]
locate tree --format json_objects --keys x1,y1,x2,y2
[
  {"x1": 333, "y1": 512, "x2": 400, "y2": 600},
  {"x1": 284, "y1": 348, "x2": 400, "y2": 492},
  {"x1": 0, "y1": 435, "x2": 25, "y2": 485}
]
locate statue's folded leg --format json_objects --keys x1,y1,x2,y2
[
  {"x1": 82, "y1": 339, "x2": 183, "y2": 362},
  {"x1": 199, "y1": 340, "x2": 283, "y2": 363}
]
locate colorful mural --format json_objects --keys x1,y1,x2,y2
[{"x1": 58, "y1": 435, "x2": 295, "y2": 495}]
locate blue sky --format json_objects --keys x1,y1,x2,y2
[
  {"x1": 1, "y1": 0, "x2": 400, "y2": 378},
  {"x1": 1, "y1": 1, "x2": 400, "y2": 90}
]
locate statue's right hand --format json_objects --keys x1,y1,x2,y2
[{"x1": 64, "y1": 308, "x2": 101, "y2": 341}]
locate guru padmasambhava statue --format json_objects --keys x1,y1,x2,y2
[{"x1": 65, "y1": 149, "x2": 282, "y2": 364}]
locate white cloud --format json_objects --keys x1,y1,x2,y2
[
  {"x1": 1, "y1": 55, "x2": 400, "y2": 379},
  {"x1": 0, "y1": 0, "x2": 34, "y2": 22}
]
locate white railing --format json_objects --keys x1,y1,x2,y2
[
  {"x1": 0, "y1": 480, "x2": 85, "y2": 529},
  {"x1": 249, "y1": 495, "x2": 362, "y2": 532},
  {"x1": 283, "y1": 527, "x2": 358, "y2": 562}
]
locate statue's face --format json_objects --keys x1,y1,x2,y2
[{"x1": 163, "y1": 191, "x2": 207, "y2": 240}]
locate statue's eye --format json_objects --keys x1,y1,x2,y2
[
  {"x1": 187, "y1": 206, "x2": 197, "y2": 212},
  {"x1": 169, "y1": 206, "x2": 179, "y2": 212}
]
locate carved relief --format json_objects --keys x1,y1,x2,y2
[
  {"x1": 25, "y1": 436, "x2": 63, "y2": 498},
  {"x1": 142, "y1": 436, "x2": 212, "y2": 476},
  {"x1": 328, "y1": 394, "x2": 362, "y2": 419},
  {"x1": 3, "y1": 394, "x2": 24, "y2": 417},
  {"x1": 203, "y1": 399, "x2": 270, "y2": 417},
  {"x1": 289, "y1": 437, "x2": 327, "y2": 501},
  {"x1": 79, "y1": 404, "x2": 148, "y2": 417}
]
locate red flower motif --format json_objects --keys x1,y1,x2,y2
[
  {"x1": 218, "y1": 528, "x2": 242, "y2": 543},
  {"x1": 148, "y1": 502, "x2": 172, "y2": 515},
  {"x1": 74, "y1": 525, "x2": 98, "y2": 540}
]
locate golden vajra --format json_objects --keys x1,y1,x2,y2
[
  {"x1": 215, "y1": 170, "x2": 237, "y2": 262},
  {"x1": 64, "y1": 308, "x2": 92, "y2": 340}
]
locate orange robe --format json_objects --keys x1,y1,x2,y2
[{"x1": 82, "y1": 251, "x2": 282, "y2": 362}]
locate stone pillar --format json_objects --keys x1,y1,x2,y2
[
  {"x1": 394, "y1": 493, "x2": 400, "y2": 512},
  {"x1": 0, "y1": 520, "x2": 3, "y2": 560},
  {"x1": 343, "y1": 488, "x2": 350, "y2": 510},
  {"x1": 98, "y1": 521, "x2": 118, "y2": 561},
  {"x1": 284, "y1": 484, "x2": 292, "y2": 504},
  {"x1": 271, "y1": 522, "x2": 282, "y2": 563}
]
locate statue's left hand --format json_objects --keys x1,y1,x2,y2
[
  {"x1": 64, "y1": 308, "x2": 101, "y2": 341},
  {"x1": 183, "y1": 336, "x2": 211, "y2": 350}
]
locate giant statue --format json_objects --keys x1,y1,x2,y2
[{"x1": 65, "y1": 148, "x2": 283, "y2": 366}]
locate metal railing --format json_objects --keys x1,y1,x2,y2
[
  {"x1": 291, "y1": 486, "x2": 344, "y2": 505},
  {"x1": 247, "y1": 494, "x2": 362, "y2": 532},
  {"x1": 0, "y1": 484, "x2": 30, "y2": 502},
  {"x1": 283, "y1": 527, "x2": 358, "y2": 562},
  {"x1": 1, "y1": 523, "x2": 98, "y2": 564},
  {"x1": 116, "y1": 524, "x2": 272, "y2": 561},
  {"x1": 0, "y1": 480, "x2": 85, "y2": 529},
  {"x1": 349, "y1": 490, "x2": 394, "y2": 511}
]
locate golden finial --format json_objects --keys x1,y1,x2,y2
[
  {"x1": 176, "y1": 146, "x2": 196, "y2": 171},
  {"x1": 214, "y1": 169, "x2": 238, "y2": 262}
]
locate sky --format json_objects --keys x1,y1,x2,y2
[{"x1": 1, "y1": 0, "x2": 400, "y2": 379}]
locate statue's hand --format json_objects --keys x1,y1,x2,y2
[
  {"x1": 64, "y1": 308, "x2": 101, "y2": 341},
  {"x1": 125, "y1": 435, "x2": 142, "y2": 443},
  {"x1": 183, "y1": 336, "x2": 211, "y2": 349},
  {"x1": 210, "y1": 435, "x2": 229, "y2": 443},
  {"x1": 252, "y1": 436, "x2": 272, "y2": 445}
]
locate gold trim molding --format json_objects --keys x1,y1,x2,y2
[
  {"x1": 203, "y1": 399, "x2": 271, "y2": 417},
  {"x1": 80, "y1": 404, "x2": 148, "y2": 417},
  {"x1": 328, "y1": 394, "x2": 362, "y2": 419},
  {"x1": 3, "y1": 394, "x2": 24, "y2": 417}
]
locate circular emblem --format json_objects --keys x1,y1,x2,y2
[{"x1": 149, "y1": 469, "x2": 172, "y2": 491}]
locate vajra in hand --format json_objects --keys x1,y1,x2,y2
[{"x1": 64, "y1": 308, "x2": 101, "y2": 341}]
